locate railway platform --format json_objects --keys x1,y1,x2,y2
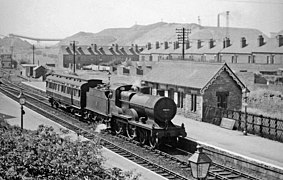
[{"x1": 0, "y1": 92, "x2": 166, "y2": 180}]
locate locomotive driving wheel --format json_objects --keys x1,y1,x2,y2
[
  {"x1": 126, "y1": 124, "x2": 136, "y2": 140},
  {"x1": 137, "y1": 129, "x2": 148, "y2": 145},
  {"x1": 114, "y1": 121, "x2": 124, "y2": 135},
  {"x1": 149, "y1": 134, "x2": 159, "y2": 148}
]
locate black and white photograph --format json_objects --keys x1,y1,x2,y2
[{"x1": 0, "y1": 0, "x2": 283, "y2": 179}]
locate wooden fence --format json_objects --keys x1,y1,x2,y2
[{"x1": 203, "y1": 105, "x2": 283, "y2": 142}]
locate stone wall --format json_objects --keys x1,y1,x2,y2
[{"x1": 203, "y1": 70, "x2": 242, "y2": 111}]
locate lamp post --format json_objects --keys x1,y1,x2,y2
[
  {"x1": 18, "y1": 90, "x2": 26, "y2": 130},
  {"x1": 107, "y1": 71, "x2": 111, "y2": 88},
  {"x1": 188, "y1": 145, "x2": 212, "y2": 180},
  {"x1": 242, "y1": 87, "x2": 249, "y2": 135}
]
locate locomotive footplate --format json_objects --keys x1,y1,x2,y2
[{"x1": 127, "y1": 120, "x2": 187, "y2": 138}]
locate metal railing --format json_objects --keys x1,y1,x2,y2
[{"x1": 203, "y1": 105, "x2": 283, "y2": 142}]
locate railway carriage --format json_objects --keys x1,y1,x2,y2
[
  {"x1": 46, "y1": 73, "x2": 102, "y2": 115},
  {"x1": 46, "y1": 73, "x2": 186, "y2": 148}
]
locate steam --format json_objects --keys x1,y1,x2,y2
[{"x1": 94, "y1": 124, "x2": 107, "y2": 133}]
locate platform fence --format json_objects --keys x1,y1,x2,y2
[{"x1": 203, "y1": 105, "x2": 283, "y2": 143}]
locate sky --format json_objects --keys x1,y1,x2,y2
[{"x1": 0, "y1": 0, "x2": 283, "y2": 39}]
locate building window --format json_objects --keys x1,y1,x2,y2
[
  {"x1": 191, "y1": 94, "x2": 197, "y2": 112},
  {"x1": 216, "y1": 91, "x2": 229, "y2": 109},
  {"x1": 248, "y1": 56, "x2": 251, "y2": 63},
  {"x1": 178, "y1": 92, "x2": 184, "y2": 108},
  {"x1": 271, "y1": 55, "x2": 274, "y2": 64}
]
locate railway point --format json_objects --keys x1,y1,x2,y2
[
  {"x1": 0, "y1": 91, "x2": 167, "y2": 180},
  {"x1": 20, "y1": 81, "x2": 283, "y2": 176}
]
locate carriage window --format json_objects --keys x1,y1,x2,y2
[
  {"x1": 78, "y1": 90, "x2": 81, "y2": 97},
  {"x1": 216, "y1": 91, "x2": 229, "y2": 109}
]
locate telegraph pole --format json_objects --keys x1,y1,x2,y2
[
  {"x1": 176, "y1": 28, "x2": 191, "y2": 60},
  {"x1": 70, "y1": 41, "x2": 79, "y2": 75},
  {"x1": 32, "y1": 44, "x2": 35, "y2": 64}
]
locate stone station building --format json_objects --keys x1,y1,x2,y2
[{"x1": 142, "y1": 61, "x2": 246, "y2": 121}]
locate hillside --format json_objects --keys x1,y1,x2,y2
[
  {"x1": 0, "y1": 37, "x2": 32, "y2": 51},
  {"x1": 58, "y1": 22, "x2": 203, "y2": 46}
]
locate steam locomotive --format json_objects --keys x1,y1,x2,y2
[{"x1": 46, "y1": 73, "x2": 186, "y2": 148}]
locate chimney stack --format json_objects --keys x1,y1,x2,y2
[
  {"x1": 115, "y1": 44, "x2": 119, "y2": 52},
  {"x1": 156, "y1": 41, "x2": 160, "y2": 49},
  {"x1": 223, "y1": 37, "x2": 231, "y2": 48},
  {"x1": 209, "y1": 39, "x2": 214, "y2": 49},
  {"x1": 176, "y1": 41, "x2": 179, "y2": 49},
  {"x1": 147, "y1": 42, "x2": 151, "y2": 50},
  {"x1": 241, "y1": 37, "x2": 247, "y2": 48},
  {"x1": 186, "y1": 40, "x2": 190, "y2": 49},
  {"x1": 278, "y1": 35, "x2": 283, "y2": 47},
  {"x1": 197, "y1": 40, "x2": 202, "y2": 49},
  {"x1": 164, "y1": 41, "x2": 169, "y2": 49},
  {"x1": 93, "y1": 44, "x2": 98, "y2": 52},
  {"x1": 258, "y1": 35, "x2": 264, "y2": 47}
]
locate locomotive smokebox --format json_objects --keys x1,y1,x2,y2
[{"x1": 129, "y1": 94, "x2": 177, "y2": 124}]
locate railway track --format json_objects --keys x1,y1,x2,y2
[
  {"x1": 0, "y1": 83, "x2": 188, "y2": 180},
  {"x1": 0, "y1": 79, "x2": 262, "y2": 180}
]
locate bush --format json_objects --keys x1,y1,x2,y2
[{"x1": 0, "y1": 120, "x2": 140, "y2": 180}]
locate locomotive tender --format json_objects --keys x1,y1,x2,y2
[{"x1": 46, "y1": 73, "x2": 186, "y2": 148}]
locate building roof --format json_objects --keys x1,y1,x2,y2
[
  {"x1": 33, "y1": 65, "x2": 46, "y2": 71},
  {"x1": 21, "y1": 64, "x2": 37, "y2": 67},
  {"x1": 60, "y1": 44, "x2": 140, "y2": 56},
  {"x1": 252, "y1": 37, "x2": 283, "y2": 54},
  {"x1": 142, "y1": 61, "x2": 246, "y2": 93}
]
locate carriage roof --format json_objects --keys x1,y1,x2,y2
[{"x1": 46, "y1": 73, "x2": 102, "y2": 87}]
